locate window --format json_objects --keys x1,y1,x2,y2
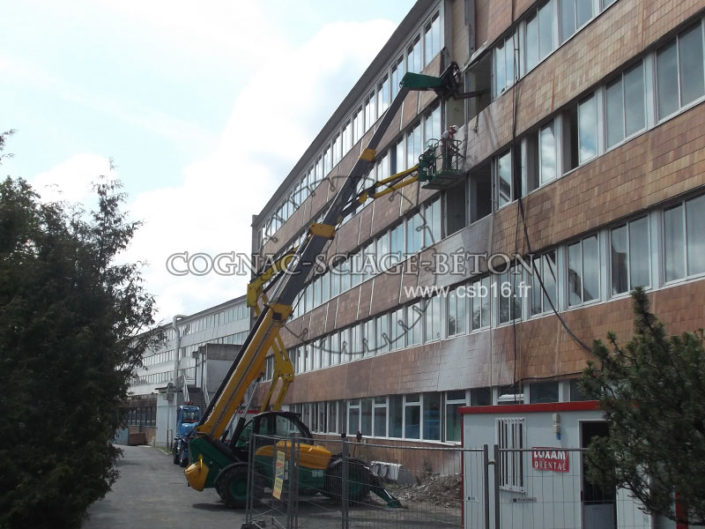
[
  {"x1": 529, "y1": 381, "x2": 559, "y2": 403},
  {"x1": 391, "y1": 56, "x2": 404, "y2": 100},
  {"x1": 389, "y1": 223, "x2": 404, "y2": 267},
  {"x1": 353, "y1": 107, "x2": 363, "y2": 145},
  {"x1": 539, "y1": 122, "x2": 557, "y2": 185},
  {"x1": 538, "y1": 1, "x2": 556, "y2": 61},
  {"x1": 424, "y1": 14, "x2": 441, "y2": 66},
  {"x1": 495, "y1": 150, "x2": 512, "y2": 208},
  {"x1": 578, "y1": 94, "x2": 598, "y2": 163},
  {"x1": 407, "y1": 211, "x2": 424, "y2": 254},
  {"x1": 373, "y1": 397, "x2": 388, "y2": 437},
  {"x1": 389, "y1": 307, "x2": 405, "y2": 351},
  {"x1": 498, "y1": 265, "x2": 523, "y2": 324},
  {"x1": 404, "y1": 394, "x2": 421, "y2": 439},
  {"x1": 530, "y1": 250, "x2": 557, "y2": 316},
  {"x1": 471, "y1": 387, "x2": 492, "y2": 405},
  {"x1": 606, "y1": 62, "x2": 645, "y2": 148},
  {"x1": 657, "y1": 24, "x2": 705, "y2": 119},
  {"x1": 407, "y1": 302, "x2": 423, "y2": 346},
  {"x1": 342, "y1": 121, "x2": 352, "y2": 155},
  {"x1": 663, "y1": 195, "x2": 705, "y2": 281},
  {"x1": 347, "y1": 400, "x2": 360, "y2": 435},
  {"x1": 423, "y1": 105, "x2": 441, "y2": 144},
  {"x1": 469, "y1": 162, "x2": 492, "y2": 222},
  {"x1": 424, "y1": 295, "x2": 442, "y2": 342},
  {"x1": 363, "y1": 318, "x2": 376, "y2": 354},
  {"x1": 610, "y1": 217, "x2": 650, "y2": 295},
  {"x1": 406, "y1": 122, "x2": 422, "y2": 170},
  {"x1": 423, "y1": 199, "x2": 442, "y2": 247},
  {"x1": 447, "y1": 287, "x2": 467, "y2": 336},
  {"x1": 361, "y1": 398, "x2": 372, "y2": 436},
  {"x1": 390, "y1": 395, "x2": 403, "y2": 438},
  {"x1": 407, "y1": 36, "x2": 422, "y2": 74},
  {"x1": 378, "y1": 75, "x2": 390, "y2": 115},
  {"x1": 376, "y1": 313, "x2": 389, "y2": 354},
  {"x1": 559, "y1": 0, "x2": 592, "y2": 43},
  {"x1": 445, "y1": 391, "x2": 467, "y2": 442},
  {"x1": 423, "y1": 393, "x2": 441, "y2": 440},
  {"x1": 471, "y1": 276, "x2": 491, "y2": 330},
  {"x1": 498, "y1": 417, "x2": 525, "y2": 491},
  {"x1": 568, "y1": 235, "x2": 599, "y2": 306},
  {"x1": 494, "y1": 33, "x2": 516, "y2": 96},
  {"x1": 364, "y1": 92, "x2": 376, "y2": 132}
]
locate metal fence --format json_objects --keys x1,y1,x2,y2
[{"x1": 241, "y1": 441, "x2": 651, "y2": 529}]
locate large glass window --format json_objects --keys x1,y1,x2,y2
[
  {"x1": 389, "y1": 395, "x2": 403, "y2": 438},
  {"x1": 498, "y1": 265, "x2": 523, "y2": 324},
  {"x1": 376, "y1": 313, "x2": 389, "y2": 354},
  {"x1": 423, "y1": 393, "x2": 441, "y2": 440},
  {"x1": 424, "y1": 14, "x2": 441, "y2": 66},
  {"x1": 373, "y1": 397, "x2": 388, "y2": 437},
  {"x1": 568, "y1": 235, "x2": 599, "y2": 306},
  {"x1": 664, "y1": 195, "x2": 705, "y2": 281},
  {"x1": 424, "y1": 295, "x2": 442, "y2": 342},
  {"x1": 407, "y1": 302, "x2": 424, "y2": 346},
  {"x1": 342, "y1": 121, "x2": 352, "y2": 155},
  {"x1": 348, "y1": 400, "x2": 360, "y2": 435},
  {"x1": 404, "y1": 394, "x2": 421, "y2": 439},
  {"x1": 471, "y1": 276, "x2": 491, "y2": 330},
  {"x1": 539, "y1": 122, "x2": 557, "y2": 185},
  {"x1": 407, "y1": 36, "x2": 422, "y2": 74},
  {"x1": 525, "y1": 13, "x2": 539, "y2": 72},
  {"x1": 494, "y1": 34, "x2": 516, "y2": 96},
  {"x1": 610, "y1": 217, "x2": 650, "y2": 295},
  {"x1": 578, "y1": 94, "x2": 598, "y2": 163},
  {"x1": 407, "y1": 211, "x2": 423, "y2": 254},
  {"x1": 447, "y1": 287, "x2": 467, "y2": 336},
  {"x1": 352, "y1": 107, "x2": 363, "y2": 145},
  {"x1": 361, "y1": 398, "x2": 372, "y2": 436},
  {"x1": 658, "y1": 24, "x2": 705, "y2": 119},
  {"x1": 445, "y1": 391, "x2": 467, "y2": 442},
  {"x1": 496, "y1": 150, "x2": 512, "y2": 208},
  {"x1": 538, "y1": 0, "x2": 556, "y2": 61},
  {"x1": 378, "y1": 75, "x2": 390, "y2": 116},
  {"x1": 606, "y1": 62, "x2": 645, "y2": 148},
  {"x1": 530, "y1": 250, "x2": 557, "y2": 316},
  {"x1": 364, "y1": 92, "x2": 376, "y2": 132},
  {"x1": 389, "y1": 307, "x2": 405, "y2": 351},
  {"x1": 406, "y1": 122, "x2": 422, "y2": 170},
  {"x1": 391, "y1": 56, "x2": 404, "y2": 100}
]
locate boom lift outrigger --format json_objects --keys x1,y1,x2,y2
[{"x1": 183, "y1": 62, "x2": 466, "y2": 508}]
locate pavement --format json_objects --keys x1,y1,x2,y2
[{"x1": 82, "y1": 445, "x2": 246, "y2": 529}]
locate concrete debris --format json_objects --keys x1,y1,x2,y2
[{"x1": 392, "y1": 474, "x2": 463, "y2": 508}]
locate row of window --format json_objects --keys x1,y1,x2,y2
[
  {"x1": 132, "y1": 370, "x2": 172, "y2": 386},
  {"x1": 487, "y1": 19, "x2": 705, "y2": 216},
  {"x1": 286, "y1": 381, "x2": 587, "y2": 445},
  {"x1": 276, "y1": 193, "x2": 705, "y2": 374},
  {"x1": 290, "y1": 197, "x2": 442, "y2": 319},
  {"x1": 290, "y1": 390, "x2": 468, "y2": 443},
  {"x1": 124, "y1": 405, "x2": 156, "y2": 427},
  {"x1": 142, "y1": 349, "x2": 174, "y2": 367},
  {"x1": 260, "y1": 10, "x2": 442, "y2": 243},
  {"x1": 493, "y1": 0, "x2": 619, "y2": 97}
]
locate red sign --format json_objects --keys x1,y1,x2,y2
[{"x1": 531, "y1": 447, "x2": 569, "y2": 473}]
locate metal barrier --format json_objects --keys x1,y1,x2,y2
[
  {"x1": 242, "y1": 434, "x2": 473, "y2": 529},
  {"x1": 242, "y1": 441, "x2": 653, "y2": 529}
]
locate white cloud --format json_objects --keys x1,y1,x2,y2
[
  {"x1": 31, "y1": 153, "x2": 114, "y2": 205},
  {"x1": 124, "y1": 19, "x2": 397, "y2": 319}
]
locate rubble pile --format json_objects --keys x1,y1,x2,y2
[{"x1": 394, "y1": 474, "x2": 462, "y2": 508}]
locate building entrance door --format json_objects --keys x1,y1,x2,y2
[{"x1": 581, "y1": 421, "x2": 616, "y2": 529}]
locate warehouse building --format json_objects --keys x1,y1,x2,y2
[{"x1": 250, "y1": 0, "x2": 705, "y2": 456}]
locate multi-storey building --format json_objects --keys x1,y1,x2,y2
[
  {"x1": 125, "y1": 295, "x2": 250, "y2": 445},
  {"x1": 251, "y1": 0, "x2": 705, "y2": 452}
]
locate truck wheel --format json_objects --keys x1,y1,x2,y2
[
  {"x1": 179, "y1": 450, "x2": 188, "y2": 467},
  {"x1": 218, "y1": 465, "x2": 249, "y2": 508},
  {"x1": 325, "y1": 458, "x2": 370, "y2": 504}
]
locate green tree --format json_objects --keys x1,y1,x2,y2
[
  {"x1": 0, "y1": 142, "x2": 159, "y2": 528},
  {"x1": 581, "y1": 287, "x2": 705, "y2": 525}
]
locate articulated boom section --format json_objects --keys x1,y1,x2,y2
[
  {"x1": 184, "y1": 62, "x2": 465, "y2": 508},
  {"x1": 196, "y1": 302, "x2": 292, "y2": 439}
]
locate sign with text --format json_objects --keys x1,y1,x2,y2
[
  {"x1": 531, "y1": 447, "x2": 570, "y2": 473},
  {"x1": 272, "y1": 450, "x2": 286, "y2": 499}
]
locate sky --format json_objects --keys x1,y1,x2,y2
[{"x1": 1, "y1": 0, "x2": 416, "y2": 324}]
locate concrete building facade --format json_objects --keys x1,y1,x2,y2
[
  {"x1": 125, "y1": 295, "x2": 250, "y2": 446},
  {"x1": 249, "y1": 0, "x2": 705, "y2": 454}
]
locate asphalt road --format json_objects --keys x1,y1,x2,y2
[{"x1": 82, "y1": 445, "x2": 246, "y2": 529}]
